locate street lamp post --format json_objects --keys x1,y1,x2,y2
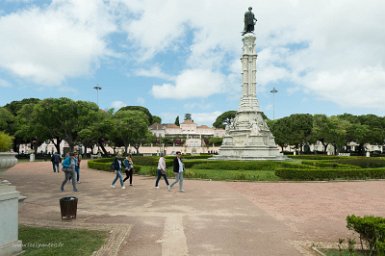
[
  {"x1": 270, "y1": 87, "x2": 278, "y2": 120},
  {"x1": 93, "y1": 85, "x2": 102, "y2": 106}
]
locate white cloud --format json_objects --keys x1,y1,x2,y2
[
  {"x1": 134, "y1": 66, "x2": 174, "y2": 80},
  {"x1": 0, "y1": 0, "x2": 116, "y2": 85},
  {"x1": 190, "y1": 111, "x2": 222, "y2": 126},
  {"x1": 304, "y1": 67, "x2": 385, "y2": 109},
  {"x1": 151, "y1": 69, "x2": 225, "y2": 99},
  {"x1": 111, "y1": 100, "x2": 126, "y2": 111}
]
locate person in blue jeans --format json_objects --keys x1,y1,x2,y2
[
  {"x1": 111, "y1": 155, "x2": 125, "y2": 189},
  {"x1": 74, "y1": 152, "x2": 81, "y2": 183},
  {"x1": 60, "y1": 152, "x2": 78, "y2": 192},
  {"x1": 51, "y1": 152, "x2": 61, "y2": 173},
  {"x1": 169, "y1": 151, "x2": 184, "y2": 192},
  {"x1": 155, "y1": 153, "x2": 170, "y2": 189}
]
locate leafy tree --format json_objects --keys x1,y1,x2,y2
[
  {"x1": 87, "y1": 110, "x2": 114, "y2": 155},
  {"x1": 15, "y1": 103, "x2": 46, "y2": 153},
  {"x1": 4, "y1": 98, "x2": 41, "y2": 152},
  {"x1": 212, "y1": 111, "x2": 237, "y2": 129},
  {"x1": 118, "y1": 106, "x2": 153, "y2": 124},
  {"x1": 357, "y1": 114, "x2": 385, "y2": 146},
  {"x1": 77, "y1": 128, "x2": 97, "y2": 155},
  {"x1": 184, "y1": 113, "x2": 192, "y2": 120},
  {"x1": 0, "y1": 107, "x2": 15, "y2": 133},
  {"x1": 328, "y1": 116, "x2": 351, "y2": 155},
  {"x1": 18, "y1": 98, "x2": 100, "y2": 154},
  {"x1": 174, "y1": 116, "x2": 180, "y2": 126},
  {"x1": 111, "y1": 110, "x2": 150, "y2": 154},
  {"x1": 285, "y1": 114, "x2": 313, "y2": 152},
  {"x1": 268, "y1": 118, "x2": 289, "y2": 152},
  {"x1": 311, "y1": 114, "x2": 331, "y2": 152},
  {"x1": 4, "y1": 98, "x2": 41, "y2": 115},
  {"x1": 152, "y1": 115, "x2": 161, "y2": 124}
]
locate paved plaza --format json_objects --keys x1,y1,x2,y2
[{"x1": 2, "y1": 161, "x2": 385, "y2": 256}]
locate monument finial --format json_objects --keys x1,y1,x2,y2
[{"x1": 242, "y1": 6, "x2": 257, "y2": 36}]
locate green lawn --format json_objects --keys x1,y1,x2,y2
[
  {"x1": 19, "y1": 225, "x2": 107, "y2": 256},
  {"x1": 321, "y1": 248, "x2": 368, "y2": 256}
]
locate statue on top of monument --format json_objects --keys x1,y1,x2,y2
[{"x1": 242, "y1": 7, "x2": 257, "y2": 36}]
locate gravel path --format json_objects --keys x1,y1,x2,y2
[{"x1": 2, "y1": 160, "x2": 385, "y2": 255}]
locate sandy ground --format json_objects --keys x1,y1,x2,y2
[{"x1": 2, "y1": 160, "x2": 385, "y2": 256}]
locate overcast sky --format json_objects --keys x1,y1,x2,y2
[{"x1": 1, "y1": 0, "x2": 384, "y2": 125}]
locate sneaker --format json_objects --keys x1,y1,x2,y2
[
  {"x1": 111, "y1": 185, "x2": 116, "y2": 188},
  {"x1": 167, "y1": 185, "x2": 171, "y2": 191},
  {"x1": 122, "y1": 186, "x2": 126, "y2": 189},
  {"x1": 129, "y1": 184, "x2": 133, "y2": 186},
  {"x1": 60, "y1": 188, "x2": 64, "y2": 192},
  {"x1": 73, "y1": 189, "x2": 78, "y2": 192},
  {"x1": 77, "y1": 181, "x2": 80, "y2": 184},
  {"x1": 155, "y1": 186, "x2": 159, "y2": 189}
]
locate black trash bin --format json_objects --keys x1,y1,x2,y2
[{"x1": 60, "y1": 197, "x2": 78, "y2": 220}]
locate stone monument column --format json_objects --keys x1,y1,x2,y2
[{"x1": 212, "y1": 31, "x2": 286, "y2": 160}]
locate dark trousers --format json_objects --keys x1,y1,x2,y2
[
  {"x1": 155, "y1": 169, "x2": 169, "y2": 187},
  {"x1": 52, "y1": 162, "x2": 59, "y2": 172},
  {"x1": 123, "y1": 168, "x2": 133, "y2": 184}
]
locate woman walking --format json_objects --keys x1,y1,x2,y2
[
  {"x1": 155, "y1": 153, "x2": 170, "y2": 189},
  {"x1": 123, "y1": 155, "x2": 134, "y2": 186}
]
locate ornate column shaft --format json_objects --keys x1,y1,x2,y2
[{"x1": 239, "y1": 34, "x2": 259, "y2": 112}]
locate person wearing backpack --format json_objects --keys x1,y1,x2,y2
[
  {"x1": 60, "y1": 152, "x2": 78, "y2": 192},
  {"x1": 51, "y1": 152, "x2": 61, "y2": 173},
  {"x1": 111, "y1": 155, "x2": 125, "y2": 189}
]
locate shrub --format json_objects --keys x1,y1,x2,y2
[
  {"x1": 88, "y1": 158, "x2": 141, "y2": 173},
  {"x1": 0, "y1": 131, "x2": 13, "y2": 152},
  {"x1": 346, "y1": 215, "x2": 385, "y2": 254}
]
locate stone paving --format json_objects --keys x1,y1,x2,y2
[{"x1": 2, "y1": 160, "x2": 385, "y2": 256}]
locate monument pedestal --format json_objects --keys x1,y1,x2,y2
[{"x1": 0, "y1": 184, "x2": 22, "y2": 256}]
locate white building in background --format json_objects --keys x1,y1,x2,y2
[
  {"x1": 20, "y1": 119, "x2": 225, "y2": 155},
  {"x1": 147, "y1": 119, "x2": 225, "y2": 154}
]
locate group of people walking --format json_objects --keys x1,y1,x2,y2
[
  {"x1": 110, "y1": 151, "x2": 185, "y2": 192},
  {"x1": 155, "y1": 151, "x2": 184, "y2": 192},
  {"x1": 58, "y1": 150, "x2": 185, "y2": 193},
  {"x1": 111, "y1": 154, "x2": 134, "y2": 189}
]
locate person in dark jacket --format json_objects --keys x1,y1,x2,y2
[
  {"x1": 169, "y1": 151, "x2": 184, "y2": 192},
  {"x1": 111, "y1": 155, "x2": 125, "y2": 189},
  {"x1": 51, "y1": 152, "x2": 61, "y2": 173},
  {"x1": 123, "y1": 155, "x2": 134, "y2": 186}
]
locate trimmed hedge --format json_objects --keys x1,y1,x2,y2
[
  {"x1": 89, "y1": 156, "x2": 385, "y2": 181},
  {"x1": 88, "y1": 158, "x2": 141, "y2": 172},
  {"x1": 275, "y1": 168, "x2": 385, "y2": 180}
]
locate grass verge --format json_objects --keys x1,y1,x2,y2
[{"x1": 19, "y1": 225, "x2": 107, "y2": 256}]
